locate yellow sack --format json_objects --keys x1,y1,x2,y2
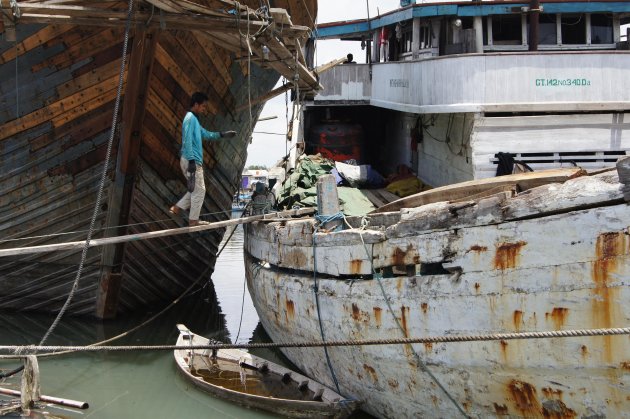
[{"x1": 385, "y1": 177, "x2": 424, "y2": 197}]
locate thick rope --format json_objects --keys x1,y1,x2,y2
[{"x1": 1, "y1": 327, "x2": 628, "y2": 356}]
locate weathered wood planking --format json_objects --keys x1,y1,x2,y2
[{"x1": 373, "y1": 167, "x2": 586, "y2": 213}]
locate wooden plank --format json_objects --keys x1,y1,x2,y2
[
  {"x1": 55, "y1": 55, "x2": 123, "y2": 98},
  {"x1": 373, "y1": 168, "x2": 587, "y2": 213},
  {"x1": 0, "y1": 72, "x2": 123, "y2": 141},
  {"x1": 193, "y1": 31, "x2": 233, "y2": 84},
  {"x1": 0, "y1": 24, "x2": 74, "y2": 65},
  {"x1": 32, "y1": 27, "x2": 121, "y2": 72},
  {"x1": 315, "y1": 56, "x2": 352, "y2": 74},
  {"x1": 0, "y1": 208, "x2": 315, "y2": 257}
]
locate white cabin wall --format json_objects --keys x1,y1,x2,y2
[
  {"x1": 471, "y1": 113, "x2": 630, "y2": 179},
  {"x1": 416, "y1": 113, "x2": 474, "y2": 187}
]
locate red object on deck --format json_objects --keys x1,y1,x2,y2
[{"x1": 308, "y1": 122, "x2": 364, "y2": 162}]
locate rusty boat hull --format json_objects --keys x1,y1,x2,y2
[
  {"x1": 0, "y1": 0, "x2": 317, "y2": 317},
  {"x1": 244, "y1": 168, "x2": 630, "y2": 418}
]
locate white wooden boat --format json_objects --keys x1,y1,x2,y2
[
  {"x1": 174, "y1": 324, "x2": 359, "y2": 418},
  {"x1": 242, "y1": 1, "x2": 630, "y2": 417},
  {"x1": 244, "y1": 161, "x2": 630, "y2": 418}
]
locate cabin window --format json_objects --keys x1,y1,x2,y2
[
  {"x1": 591, "y1": 14, "x2": 613, "y2": 44},
  {"x1": 399, "y1": 24, "x2": 413, "y2": 53},
  {"x1": 420, "y1": 23, "x2": 432, "y2": 49},
  {"x1": 538, "y1": 13, "x2": 558, "y2": 44},
  {"x1": 561, "y1": 14, "x2": 586, "y2": 44},
  {"x1": 492, "y1": 15, "x2": 522, "y2": 45}
]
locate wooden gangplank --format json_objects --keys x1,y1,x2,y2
[{"x1": 0, "y1": 208, "x2": 314, "y2": 258}]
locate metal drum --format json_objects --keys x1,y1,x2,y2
[{"x1": 307, "y1": 122, "x2": 364, "y2": 162}]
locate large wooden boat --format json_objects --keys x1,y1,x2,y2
[
  {"x1": 0, "y1": 0, "x2": 317, "y2": 318},
  {"x1": 244, "y1": 1, "x2": 630, "y2": 417}
]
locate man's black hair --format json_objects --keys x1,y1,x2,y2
[{"x1": 190, "y1": 92, "x2": 209, "y2": 108}]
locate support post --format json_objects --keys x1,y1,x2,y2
[
  {"x1": 412, "y1": 17, "x2": 421, "y2": 59},
  {"x1": 20, "y1": 356, "x2": 40, "y2": 411},
  {"x1": 473, "y1": 16, "x2": 483, "y2": 53},
  {"x1": 528, "y1": 0, "x2": 540, "y2": 51},
  {"x1": 316, "y1": 174, "x2": 342, "y2": 232}
]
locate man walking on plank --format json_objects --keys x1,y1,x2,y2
[{"x1": 170, "y1": 92, "x2": 236, "y2": 226}]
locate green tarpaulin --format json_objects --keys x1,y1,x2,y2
[{"x1": 276, "y1": 155, "x2": 375, "y2": 216}]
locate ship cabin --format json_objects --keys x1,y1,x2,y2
[{"x1": 299, "y1": 0, "x2": 630, "y2": 189}]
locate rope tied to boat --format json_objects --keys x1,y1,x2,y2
[
  {"x1": 314, "y1": 212, "x2": 344, "y2": 232},
  {"x1": 311, "y1": 228, "x2": 343, "y2": 396},
  {"x1": 1, "y1": 326, "x2": 628, "y2": 356}
]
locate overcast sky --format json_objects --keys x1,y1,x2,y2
[{"x1": 245, "y1": 0, "x2": 401, "y2": 168}]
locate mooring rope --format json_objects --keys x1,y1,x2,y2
[
  {"x1": 1, "y1": 327, "x2": 628, "y2": 357},
  {"x1": 311, "y1": 226, "x2": 342, "y2": 395}
]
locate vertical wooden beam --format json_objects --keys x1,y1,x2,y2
[
  {"x1": 96, "y1": 27, "x2": 159, "y2": 319},
  {"x1": 316, "y1": 174, "x2": 342, "y2": 232},
  {"x1": 20, "y1": 356, "x2": 40, "y2": 411}
]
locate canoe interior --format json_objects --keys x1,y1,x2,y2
[{"x1": 174, "y1": 326, "x2": 359, "y2": 418}]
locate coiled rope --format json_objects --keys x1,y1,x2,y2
[{"x1": 1, "y1": 326, "x2": 628, "y2": 356}]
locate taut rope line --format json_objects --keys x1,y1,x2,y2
[{"x1": 1, "y1": 326, "x2": 628, "y2": 357}]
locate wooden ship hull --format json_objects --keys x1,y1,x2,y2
[
  {"x1": 244, "y1": 164, "x2": 630, "y2": 418},
  {"x1": 0, "y1": 0, "x2": 318, "y2": 318}
]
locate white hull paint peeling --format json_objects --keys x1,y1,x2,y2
[{"x1": 244, "y1": 170, "x2": 630, "y2": 418}]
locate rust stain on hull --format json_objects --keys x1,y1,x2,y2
[
  {"x1": 373, "y1": 307, "x2": 382, "y2": 327},
  {"x1": 494, "y1": 241, "x2": 527, "y2": 270},
  {"x1": 508, "y1": 380, "x2": 540, "y2": 416},
  {"x1": 545, "y1": 307, "x2": 569, "y2": 330},
  {"x1": 499, "y1": 340, "x2": 508, "y2": 362},
  {"x1": 285, "y1": 298, "x2": 295, "y2": 320},
  {"x1": 591, "y1": 231, "x2": 627, "y2": 362},
  {"x1": 513, "y1": 310, "x2": 523, "y2": 331},
  {"x1": 282, "y1": 249, "x2": 308, "y2": 268},
  {"x1": 350, "y1": 259, "x2": 363, "y2": 274},
  {"x1": 363, "y1": 364, "x2": 378, "y2": 382},
  {"x1": 400, "y1": 305, "x2": 409, "y2": 338}
]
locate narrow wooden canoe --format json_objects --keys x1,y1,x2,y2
[{"x1": 174, "y1": 324, "x2": 359, "y2": 418}]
